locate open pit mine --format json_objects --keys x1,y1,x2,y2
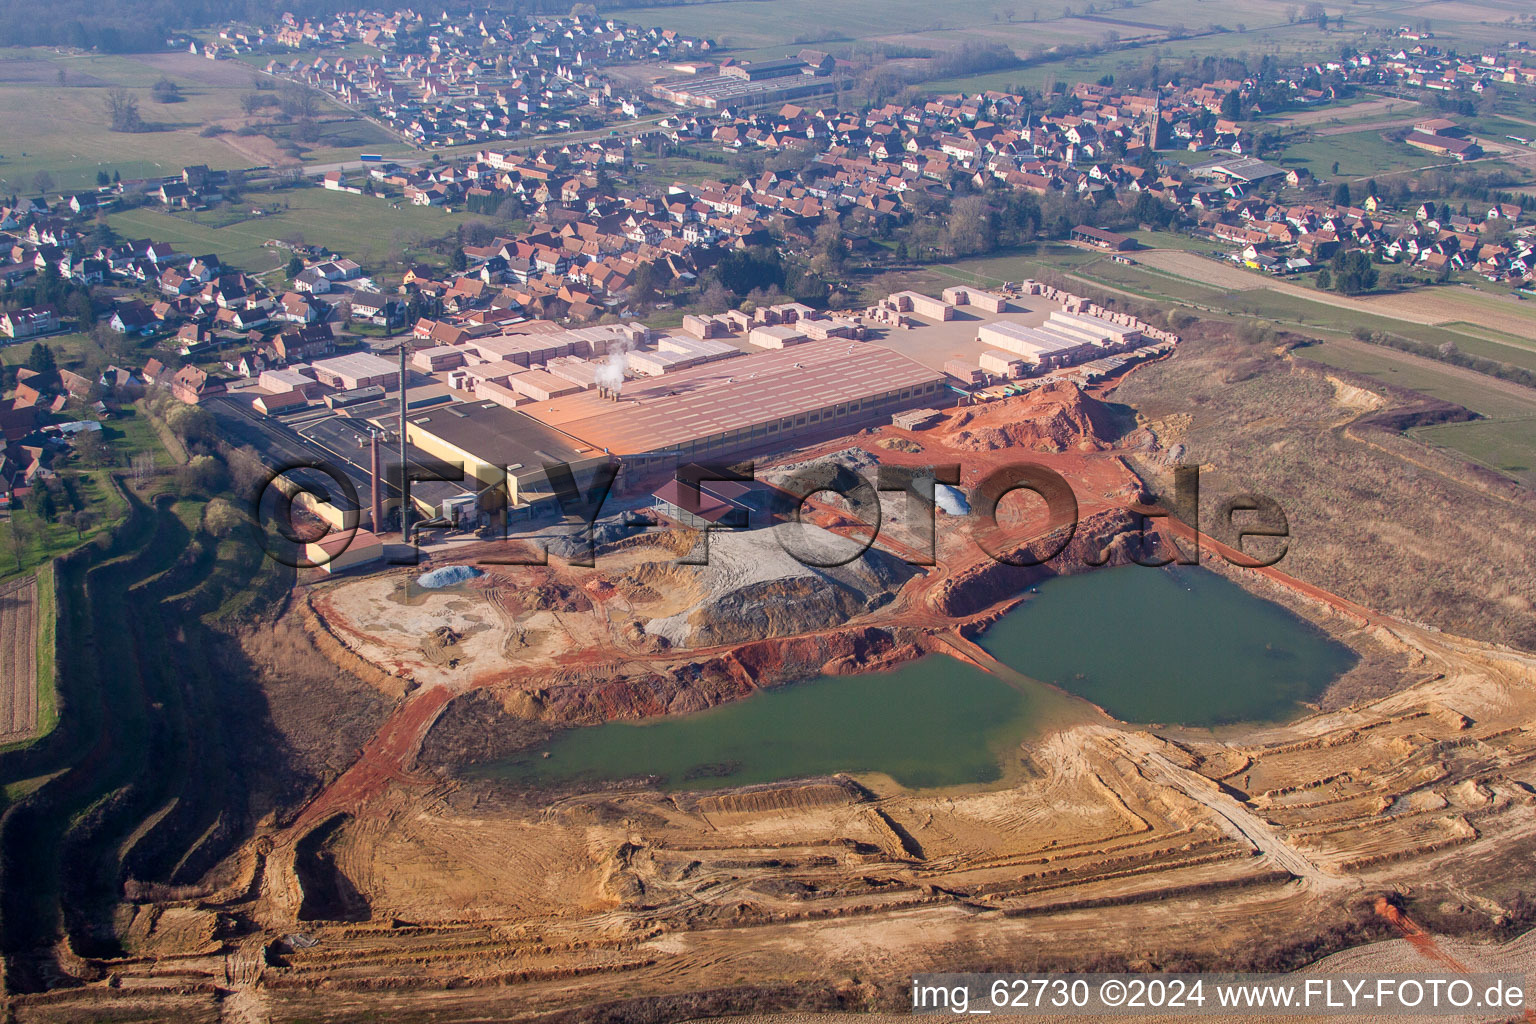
[{"x1": 12, "y1": 339, "x2": 1536, "y2": 1024}]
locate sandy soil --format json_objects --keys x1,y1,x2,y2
[
  {"x1": 1133, "y1": 250, "x2": 1269, "y2": 291},
  {"x1": 1274, "y1": 98, "x2": 1421, "y2": 128},
  {"x1": 21, "y1": 343, "x2": 1536, "y2": 1023},
  {"x1": 0, "y1": 574, "x2": 38, "y2": 743}
]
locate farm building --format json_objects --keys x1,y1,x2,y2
[
  {"x1": 1070, "y1": 225, "x2": 1136, "y2": 250},
  {"x1": 1403, "y1": 131, "x2": 1482, "y2": 161}
]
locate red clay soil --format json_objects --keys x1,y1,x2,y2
[
  {"x1": 279, "y1": 684, "x2": 454, "y2": 844},
  {"x1": 274, "y1": 358, "x2": 1380, "y2": 846},
  {"x1": 940, "y1": 380, "x2": 1118, "y2": 453}
]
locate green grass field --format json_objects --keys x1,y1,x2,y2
[
  {"x1": 1296, "y1": 340, "x2": 1536, "y2": 420},
  {"x1": 0, "y1": 331, "x2": 97, "y2": 370},
  {"x1": 1411, "y1": 417, "x2": 1536, "y2": 488},
  {"x1": 0, "y1": 49, "x2": 402, "y2": 195},
  {"x1": 1295, "y1": 339, "x2": 1536, "y2": 488},
  {"x1": 1279, "y1": 130, "x2": 1439, "y2": 180},
  {"x1": 0, "y1": 52, "x2": 286, "y2": 193},
  {"x1": 109, "y1": 186, "x2": 479, "y2": 272}
]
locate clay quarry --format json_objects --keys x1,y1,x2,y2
[{"x1": 14, "y1": 345, "x2": 1536, "y2": 1024}]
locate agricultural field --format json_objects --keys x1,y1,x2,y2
[
  {"x1": 1133, "y1": 249, "x2": 1269, "y2": 291},
  {"x1": 1278, "y1": 128, "x2": 1443, "y2": 180},
  {"x1": 1133, "y1": 248, "x2": 1536, "y2": 345},
  {"x1": 1412, "y1": 417, "x2": 1536, "y2": 488},
  {"x1": 1271, "y1": 96, "x2": 1422, "y2": 128},
  {"x1": 0, "y1": 52, "x2": 281, "y2": 193},
  {"x1": 1296, "y1": 339, "x2": 1536, "y2": 420},
  {"x1": 1056, "y1": 255, "x2": 1235, "y2": 304},
  {"x1": 0, "y1": 50, "x2": 398, "y2": 195},
  {"x1": 108, "y1": 187, "x2": 481, "y2": 273},
  {"x1": 630, "y1": 0, "x2": 1327, "y2": 74},
  {"x1": 1296, "y1": 338, "x2": 1536, "y2": 486},
  {"x1": 0, "y1": 575, "x2": 39, "y2": 744}
]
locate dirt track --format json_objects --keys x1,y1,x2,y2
[
  {"x1": 19, "y1": 345, "x2": 1536, "y2": 1022},
  {"x1": 1137, "y1": 249, "x2": 1536, "y2": 338},
  {"x1": 0, "y1": 574, "x2": 38, "y2": 743}
]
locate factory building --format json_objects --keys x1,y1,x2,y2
[
  {"x1": 520, "y1": 338, "x2": 947, "y2": 477},
  {"x1": 402, "y1": 400, "x2": 613, "y2": 516}
]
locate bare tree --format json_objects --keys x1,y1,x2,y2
[
  {"x1": 131, "y1": 451, "x2": 155, "y2": 489},
  {"x1": 4, "y1": 517, "x2": 31, "y2": 571},
  {"x1": 105, "y1": 88, "x2": 143, "y2": 132},
  {"x1": 281, "y1": 82, "x2": 320, "y2": 120},
  {"x1": 32, "y1": 170, "x2": 54, "y2": 196}
]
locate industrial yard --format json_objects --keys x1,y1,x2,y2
[
  {"x1": 229, "y1": 284, "x2": 1175, "y2": 534},
  {"x1": 13, "y1": 302, "x2": 1536, "y2": 1021}
]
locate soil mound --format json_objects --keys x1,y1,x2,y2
[
  {"x1": 634, "y1": 522, "x2": 917, "y2": 648},
  {"x1": 417, "y1": 565, "x2": 484, "y2": 588},
  {"x1": 942, "y1": 380, "x2": 1117, "y2": 453}
]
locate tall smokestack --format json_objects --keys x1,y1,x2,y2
[
  {"x1": 398, "y1": 343, "x2": 410, "y2": 540},
  {"x1": 369, "y1": 430, "x2": 383, "y2": 533}
]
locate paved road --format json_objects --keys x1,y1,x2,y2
[{"x1": 302, "y1": 114, "x2": 672, "y2": 179}]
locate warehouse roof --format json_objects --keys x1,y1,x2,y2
[
  {"x1": 405, "y1": 400, "x2": 599, "y2": 472},
  {"x1": 311, "y1": 351, "x2": 399, "y2": 380},
  {"x1": 521, "y1": 339, "x2": 943, "y2": 455}
]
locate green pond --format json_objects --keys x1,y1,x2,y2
[
  {"x1": 479, "y1": 565, "x2": 1356, "y2": 791},
  {"x1": 482, "y1": 658, "x2": 1045, "y2": 791},
  {"x1": 980, "y1": 564, "x2": 1358, "y2": 726}
]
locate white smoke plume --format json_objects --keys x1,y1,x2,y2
[{"x1": 594, "y1": 336, "x2": 633, "y2": 395}]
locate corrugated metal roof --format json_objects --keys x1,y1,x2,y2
[{"x1": 522, "y1": 339, "x2": 943, "y2": 455}]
